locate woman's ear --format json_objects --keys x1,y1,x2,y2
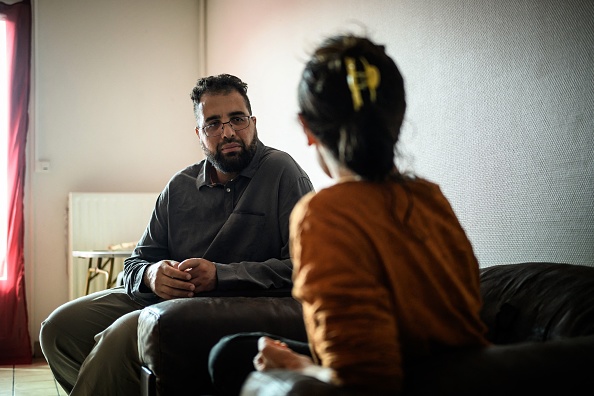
[
  {"x1": 305, "y1": 130, "x2": 317, "y2": 146},
  {"x1": 298, "y1": 114, "x2": 318, "y2": 147}
]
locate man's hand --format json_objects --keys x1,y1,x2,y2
[
  {"x1": 178, "y1": 258, "x2": 217, "y2": 293},
  {"x1": 253, "y1": 336, "x2": 314, "y2": 371},
  {"x1": 143, "y1": 260, "x2": 195, "y2": 300}
]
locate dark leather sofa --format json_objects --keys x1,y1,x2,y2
[
  {"x1": 138, "y1": 262, "x2": 594, "y2": 396},
  {"x1": 138, "y1": 289, "x2": 308, "y2": 396}
]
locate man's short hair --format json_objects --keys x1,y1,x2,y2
[{"x1": 190, "y1": 74, "x2": 253, "y2": 116}]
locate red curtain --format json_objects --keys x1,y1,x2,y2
[{"x1": 0, "y1": 0, "x2": 32, "y2": 365}]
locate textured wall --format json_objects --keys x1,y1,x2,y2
[{"x1": 206, "y1": 0, "x2": 594, "y2": 267}]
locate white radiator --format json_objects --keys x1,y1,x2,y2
[{"x1": 67, "y1": 192, "x2": 159, "y2": 300}]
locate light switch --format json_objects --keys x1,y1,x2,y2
[{"x1": 36, "y1": 161, "x2": 50, "y2": 173}]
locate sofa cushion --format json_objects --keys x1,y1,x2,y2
[{"x1": 480, "y1": 262, "x2": 594, "y2": 343}]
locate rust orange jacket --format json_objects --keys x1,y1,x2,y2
[{"x1": 289, "y1": 177, "x2": 489, "y2": 393}]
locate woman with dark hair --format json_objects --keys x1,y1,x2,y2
[{"x1": 209, "y1": 34, "x2": 489, "y2": 395}]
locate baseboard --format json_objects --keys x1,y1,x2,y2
[{"x1": 33, "y1": 341, "x2": 44, "y2": 359}]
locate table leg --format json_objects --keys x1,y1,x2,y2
[
  {"x1": 85, "y1": 257, "x2": 110, "y2": 294},
  {"x1": 85, "y1": 257, "x2": 93, "y2": 295},
  {"x1": 81, "y1": 255, "x2": 126, "y2": 294}
]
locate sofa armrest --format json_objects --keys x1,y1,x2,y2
[
  {"x1": 480, "y1": 262, "x2": 594, "y2": 343},
  {"x1": 138, "y1": 296, "x2": 307, "y2": 395},
  {"x1": 241, "y1": 335, "x2": 594, "y2": 396}
]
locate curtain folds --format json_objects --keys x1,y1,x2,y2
[{"x1": 0, "y1": 0, "x2": 32, "y2": 365}]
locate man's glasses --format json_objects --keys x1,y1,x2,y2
[{"x1": 200, "y1": 115, "x2": 254, "y2": 137}]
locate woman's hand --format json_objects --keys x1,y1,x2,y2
[{"x1": 253, "y1": 336, "x2": 314, "y2": 371}]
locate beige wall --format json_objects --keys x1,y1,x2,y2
[
  {"x1": 26, "y1": 0, "x2": 594, "y2": 347},
  {"x1": 27, "y1": 0, "x2": 205, "y2": 344}
]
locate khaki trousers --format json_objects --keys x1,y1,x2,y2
[{"x1": 39, "y1": 287, "x2": 147, "y2": 395}]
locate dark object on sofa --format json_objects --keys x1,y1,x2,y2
[
  {"x1": 238, "y1": 262, "x2": 594, "y2": 396},
  {"x1": 138, "y1": 289, "x2": 307, "y2": 396}
]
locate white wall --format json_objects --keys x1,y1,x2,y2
[
  {"x1": 26, "y1": 0, "x2": 594, "y2": 348},
  {"x1": 205, "y1": 1, "x2": 593, "y2": 263},
  {"x1": 27, "y1": 0, "x2": 205, "y2": 345}
]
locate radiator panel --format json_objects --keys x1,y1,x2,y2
[{"x1": 67, "y1": 192, "x2": 159, "y2": 299}]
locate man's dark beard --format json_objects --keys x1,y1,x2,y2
[{"x1": 202, "y1": 135, "x2": 258, "y2": 174}]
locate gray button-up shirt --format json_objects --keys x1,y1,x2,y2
[{"x1": 124, "y1": 140, "x2": 314, "y2": 305}]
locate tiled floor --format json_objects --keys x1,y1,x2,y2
[{"x1": 0, "y1": 357, "x2": 67, "y2": 396}]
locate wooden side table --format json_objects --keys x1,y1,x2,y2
[{"x1": 72, "y1": 250, "x2": 133, "y2": 294}]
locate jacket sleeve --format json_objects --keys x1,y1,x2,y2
[
  {"x1": 123, "y1": 189, "x2": 170, "y2": 305},
  {"x1": 289, "y1": 194, "x2": 403, "y2": 391}
]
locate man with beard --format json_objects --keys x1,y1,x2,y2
[{"x1": 39, "y1": 74, "x2": 314, "y2": 396}]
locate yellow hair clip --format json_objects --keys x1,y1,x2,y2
[{"x1": 345, "y1": 56, "x2": 381, "y2": 111}]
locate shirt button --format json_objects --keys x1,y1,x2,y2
[{"x1": 226, "y1": 188, "x2": 231, "y2": 193}]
